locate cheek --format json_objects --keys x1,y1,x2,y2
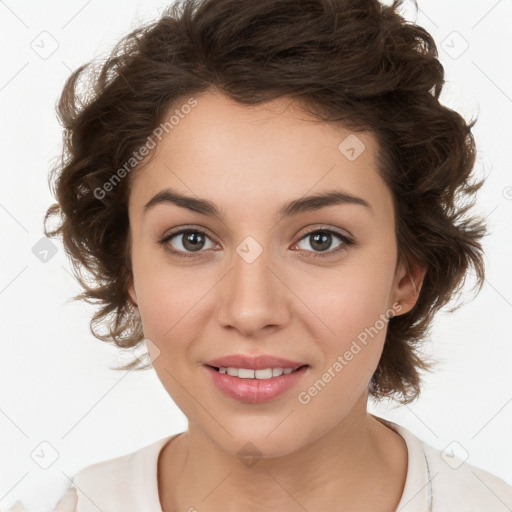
[
  {"x1": 293, "y1": 260, "x2": 394, "y2": 397},
  {"x1": 135, "y1": 271, "x2": 207, "y2": 415},
  {"x1": 133, "y1": 238, "x2": 206, "y2": 323},
  {"x1": 299, "y1": 258, "x2": 394, "y2": 345},
  {"x1": 295, "y1": 276, "x2": 392, "y2": 422},
  {"x1": 134, "y1": 264, "x2": 206, "y2": 363}
]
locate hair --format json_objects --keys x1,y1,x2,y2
[{"x1": 44, "y1": 0, "x2": 487, "y2": 404}]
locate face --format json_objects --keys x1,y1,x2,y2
[{"x1": 127, "y1": 89, "x2": 423, "y2": 457}]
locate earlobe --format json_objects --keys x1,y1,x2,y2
[
  {"x1": 126, "y1": 277, "x2": 138, "y2": 309},
  {"x1": 392, "y1": 255, "x2": 427, "y2": 316},
  {"x1": 126, "y1": 280, "x2": 141, "y2": 318}
]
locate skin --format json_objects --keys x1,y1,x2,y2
[{"x1": 127, "y1": 88, "x2": 426, "y2": 512}]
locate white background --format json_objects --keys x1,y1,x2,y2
[{"x1": 1, "y1": 0, "x2": 511, "y2": 510}]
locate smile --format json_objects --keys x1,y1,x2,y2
[
  {"x1": 213, "y1": 366, "x2": 302, "y2": 379},
  {"x1": 205, "y1": 364, "x2": 309, "y2": 403}
]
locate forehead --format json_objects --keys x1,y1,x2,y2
[{"x1": 129, "y1": 90, "x2": 393, "y2": 222}]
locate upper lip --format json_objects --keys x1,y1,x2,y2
[{"x1": 204, "y1": 354, "x2": 308, "y2": 370}]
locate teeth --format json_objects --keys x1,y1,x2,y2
[
  {"x1": 239, "y1": 368, "x2": 257, "y2": 379},
  {"x1": 217, "y1": 366, "x2": 300, "y2": 379}
]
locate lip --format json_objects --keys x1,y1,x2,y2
[
  {"x1": 204, "y1": 355, "x2": 309, "y2": 403},
  {"x1": 204, "y1": 354, "x2": 307, "y2": 370}
]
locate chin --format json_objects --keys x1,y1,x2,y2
[
  {"x1": 225, "y1": 435, "x2": 304, "y2": 461},
  {"x1": 204, "y1": 416, "x2": 316, "y2": 461}
]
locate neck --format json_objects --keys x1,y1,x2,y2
[{"x1": 158, "y1": 403, "x2": 407, "y2": 512}]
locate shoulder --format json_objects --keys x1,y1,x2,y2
[
  {"x1": 422, "y1": 439, "x2": 512, "y2": 511},
  {"x1": 391, "y1": 419, "x2": 512, "y2": 511},
  {"x1": 54, "y1": 435, "x2": 177, "y2": 512}
]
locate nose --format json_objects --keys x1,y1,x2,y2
[{"x1": 216, "y1": 246, "x2": 291, "y2": 337}]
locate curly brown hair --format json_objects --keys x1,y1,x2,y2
[{"x1": 44, "y1": 0, "x2": 487, "y2": 404}]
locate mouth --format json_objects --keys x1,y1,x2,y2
[
  {"x1": 204, "y1": 364, "x2": 310, "y2": 403},
  {"x1": 206, "y1": 364, "x2": 308, "y2": 379}
]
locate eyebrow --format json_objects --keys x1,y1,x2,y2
[{"x1": 143, "y1": 187, "x2": 372, "y2": 221}]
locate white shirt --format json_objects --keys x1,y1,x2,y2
[{"x1": 53, "y1": 416, "x2": 512, "y2": 511}]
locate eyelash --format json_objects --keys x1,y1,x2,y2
[{"x1": 158, "y1": 225, "x2": 355, "y2": 259}]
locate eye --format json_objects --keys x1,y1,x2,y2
[
  {"x1": 158, "y1": 226, "x2": 354, "y2": 259},
  {"x1": 294, "y1": 228, "x2": 354, "y2": 257},
  {"x1": 158, "y1": 228, "x2": 218, "y2": 258}
]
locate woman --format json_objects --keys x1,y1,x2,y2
[{"x1": 46, "y1": 0, "x2": 512, "y2": 510}]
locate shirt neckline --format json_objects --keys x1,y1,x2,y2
[
  {"x1": 371, "y1": 414, "x2": 431, "y2": 511},
  {"x1": 148, "y1": 416, "x2": 430, "y2": 512},
  {"x1": 146, "y1": 433, "x2": 181, "y2": 512}
]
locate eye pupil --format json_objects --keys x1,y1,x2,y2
[
  {"x1": 310, "y1": 232, "x2": 332, "y2": 252},
  {"x1": 183, "y1": 231, "x2": 205, "y2": 252}
]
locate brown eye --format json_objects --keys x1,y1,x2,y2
[
  {"x1": 159, "y1": 228, "x2": 217, "y2": 256},
  {"x1": 295, "y1": 228, "x2": 353, "y2": 256},
  {"x1": 178, "y1": 231, "x2": 207, "y2": 252}
]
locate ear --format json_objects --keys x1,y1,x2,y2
[
  {"x1": 391, "y1": 253, "x2": 427, "y2": 316},
  {"x1": 124, "y1": 228, "x2": 138, "y2": 308},
  {"x1": 126, "y1": 274, "x2": 138, "y2": 308}
]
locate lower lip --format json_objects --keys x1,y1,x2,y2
[{"x1": 205, "y1": 365, "x2": 309, "y2": 403}]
